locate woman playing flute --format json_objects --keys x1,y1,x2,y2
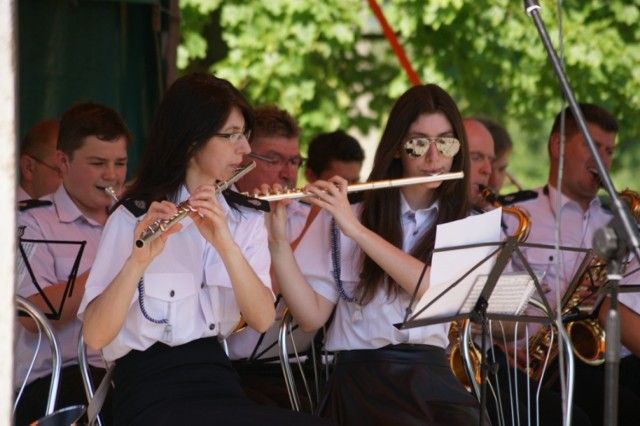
[
  {"x1": 268, "y1": 84, "x2": 485, "y2": 425},
  {"x1": 78, "y1": 73, "x2": 332, "y2": 425}
]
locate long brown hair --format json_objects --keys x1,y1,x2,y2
[{"x1": 356, "y1": 84, "x2": 470, "y2": 304}]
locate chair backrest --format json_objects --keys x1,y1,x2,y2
[
  {"x1": 15, "y1": 296, "x2": 61, "y2": 417},
  {"x1": 77, "y1": 331, "x2": 112, "y2": 426},
  {"x1": 278, "y1": 307, "x2": 328, "y2": 412},
  {"x1": 458, "y1": 298, "x2": 576, "y2": 426}
]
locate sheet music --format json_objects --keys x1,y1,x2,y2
[
  {"x1": 460, "y1": 273, "x2": 536, "y2": 315},
  {"x1": 414, "y1": 208, "x2": 503, "y2": 319},
  {"x1": 17, "y1": 241, "x2": 36, "y2": 283}
]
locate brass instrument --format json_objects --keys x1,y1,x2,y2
[
  {"x1": 448, "y1": 319, "x2": 482, "y2": 390},
  {"x1": 250, "y1": 171, "x2": 464, "y2": 202},
  {"x1": 527, "y1": 188, "x2": 640, "y2": 380},
  {"x1": 448, "y1": 186, "x2": 531, "y2": 387},
  {"x1": 480, "y1": 185, "x2": 531, "y2": 243},
  {"x1": 619, "y1": 188, "x2": 640, "y2": 221},
  {"x1": 135, "y1": 162, "x2": 256, "y2": 248},
  {"x1": 505, "y1": 171, "x2": 524, "y2": 192},
  {"x1": 527, "y1": 252, "x2": 607, "y2": 380}
]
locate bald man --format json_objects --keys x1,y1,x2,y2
[
  {"x1": 463, "y1": 118, "x2": 495, "y2": 207},
  {"x1": 19, "y1": 120, "x2": 62, "y2": 201}
]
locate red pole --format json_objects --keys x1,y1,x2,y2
[{"x1": 367, "y1": 0, "x2": 421, "y2": 86}]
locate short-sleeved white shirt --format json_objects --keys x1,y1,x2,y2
[
  {"x1": 293, "y1": 195, "x2": 448, "y2": 352},
  {"x1": 77, "y1": 186, "x2": 273, "y2": 362},
  {"x1": 15, "y1": 185, "x2": 104, "y2": 387}
]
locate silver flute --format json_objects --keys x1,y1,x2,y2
[
  {"x1": 252, "y1": 171, "x2": 464, "y2": 202},
  {"x1": 135, "y1": 161, "x2": 256, "y2": 248}
]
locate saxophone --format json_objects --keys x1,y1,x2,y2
[
  {"x1": 448, "y1": 186, "x2": 531, "y2": 388},
  {"x1": 527, "y1": 188, "x2": 640, "y2": 381}
]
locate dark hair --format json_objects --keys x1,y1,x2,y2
[
  {"x1": 475, "y1": 116, "x2": 513, "y2": 158},
  {"x1": 252, "y1": 105, "x2": 300, "y2": 141},
  {"x1": 550, "y1": 103, "x2": 618, "y2": 140},
  {"x1": 57, "y1": 103, "x2": 132, "y2": 158},
  {"x1": 306, "y1": 130, "x2": 364, "y2": 176},
  {"x1": 21, "y1": 119, "x2": 59, "y2": 157},
  {"x1": 123, "y1": 73, "x2": 253, "y2": 202},
  {"x1": 357, "y1": 83, "x2": 470, "y2": 304}
]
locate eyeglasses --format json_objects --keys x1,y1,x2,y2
[
  {"x1": 248, "y1": 152, "x2": 306, "y2": 169},
  {"x1": 404, "y1": 137, "x2": 461, "y2": 158},
  {"x1": 29, "y1": 155, "x2": 62, "y2": 174},
  {"x1": 213, "y1": 129, "x2": 252, "y2": 143}
]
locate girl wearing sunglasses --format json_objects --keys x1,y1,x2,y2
[{"x1": 268, "y1": 84, "x2": 484, "y2": 425}]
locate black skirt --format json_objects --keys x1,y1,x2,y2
[
  {"x1": 319, "y1": 344, "x2": 486, "y2": 426},
  {"x1": 113, "y1": 337, "x2": 333, "y2": 426}
]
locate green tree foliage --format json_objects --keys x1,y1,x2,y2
[{"x1": 179, "y1": 0, "x2": 639, "y2": 190}]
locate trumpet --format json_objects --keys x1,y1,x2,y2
[
  {"x1": 135, "y1": 161, "x2": 256, "y2": 248},
  {"x1": 250, "y1": 171, "x2": 464, "y2": 202}
]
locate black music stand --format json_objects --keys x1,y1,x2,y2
[
  {"x1": 396, "y1": 236, "x2": 594, "y2": 426},
  {"x1": 17, "y1": 234, "x2": 86, "y2": 321}
]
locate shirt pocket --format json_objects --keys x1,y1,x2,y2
[{"x1": 143, "y1": 272, "x2": 197, "y2": 334}]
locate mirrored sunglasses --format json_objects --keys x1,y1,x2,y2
[{"x1": 404, "y1": 137, "x2": 461, "y2": 158}]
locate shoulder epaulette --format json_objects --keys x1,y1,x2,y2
[
  {"x1": 119, "y1": 195, "x2": 153, "y2": 218},
  {"x1": 471, "y1": 205, "x2": 487, "y2": 215},
  {"x1": 223, "y1": 190, "x2": 270, "y2": 212},
  {"x1": 497, "y1": 190, "x2": 538, "y2": 206},
  {"x1": 347, "y1": 192, "x2": 363, "y2": 205},
  {"x1": 18, "y1": 199, "x2": 52, "y2": 212}
]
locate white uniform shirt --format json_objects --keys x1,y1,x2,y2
[
  {"x1": 226, "y1": 200, "x2": 310, "y2": 360},
  {"x1": 293, "y1": 195, "x2": 449, "y2": 352},
  {"x1": 78, "y1": 186, "x2": 273, "y2": 362},
  {"x1": 15, "y1": 185, "x2": 104, "y2": 388}
]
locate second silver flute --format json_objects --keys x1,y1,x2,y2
[
  {"x1": 252, "y1": 171, "x2": 464, "y2": 202},
  {"x1": 135, "y1": 161, "x2": 256, "y2": 248}
]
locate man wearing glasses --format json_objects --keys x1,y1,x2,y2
[
  {"x1": 235, "y1": 104, "x2": 309, "y2": 243},
  {"x1": 18, "y1": 120, "x2": 63, "y2": 203}
]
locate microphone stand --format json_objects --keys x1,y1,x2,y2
[{"x1": 523, "y1": 2, "x2": 640, "y2": 425}]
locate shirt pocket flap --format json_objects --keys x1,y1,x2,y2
[{"x1": 144, "y1": 273, "x2": 196, "y2": 301}]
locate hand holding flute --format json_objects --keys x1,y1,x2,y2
[{"x1": 135, "y1": 162, "x2": 255, "y2": 248}]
